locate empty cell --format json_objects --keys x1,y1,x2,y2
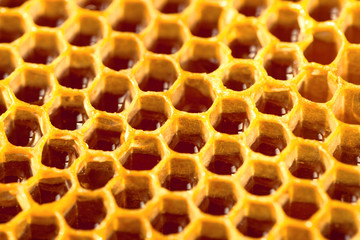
[
  {"x1": 49, "y1": 97, "x2": 89, "y2": 131},
  {"x1": 108, "y1": 217, "x2": 146, "y2": 240},
  {"x1": 337, "y1": 47, "x2": 360, "y2": 85},
  {"x1": 64, "y1": 196, "x2": 107, "y2": 230},
  {"x1": 55, "y1": 52, "x2": 96, "y2": 89},
  {"x1": 17, "y1": 216, "x2": 59, "y2": 240},
  {"x1": 0, "y1": 153, "x2": 32, "y2": 183},
  {"x1": 5, "y1": 110, "x2": 43, "y2": 147},
  {"x1": 188, "y1": 4, "x2": 222, "y2": 38},
  {"x1": 264, "y1": 48, "x2": 299, "y2": 80},
  {"x1": 308, "y1": 0, "x2": 340, "y2": 22},
  {"x1": 90, "y1": 74, "x2": 133, "y2": 113},
  {"x1": 304, "y1": 29, "x2": 341, "y2": 65},
  {"x1": 41, "y1": 138, "x2": 79, "y2": 169},
  {"x1": 113, "y1": 175, "x2": 152, "y2": 209},
  {"x1": 101, "y1": 35, "x2": 140, "y2": 71},
  {"x1": 66, "y1": 15, "x2": 104, "y2": 47},
  {"x1": 160, "y1": 157, "x2": 198, "y2": 191},
  {"x1": 197, "y1": 180, "x2": 236, "y2": 216},
  {"x1": 30, "y1": 177, "x2": 72, "y2": 204},
  {"x1": 10, "y1": 68, "x2": 53, "y2": 106},
  {"x1": 168, "y1": 130, "x2": 206, "y2": 154},
  {"x1": 0, "y1": 48, "x2": 18, "y2": 80},
  {"x1": 32, "y1": 0, "x2": 69, "y2": 27},
  {"x1": 321, "y1": 208, "x2": 358, "y2": 240},
  {"x1": 343, "y1": 8, "x2": 360, "y2": 44},
  {"x1": 76, "y1": 0, "x2": 112, "y2": 11},
  {"x1": 326, "y1": 170, "x2": 360, "y2": 203},
  {"x1": 268, "y1": 8, "x2": 301, "y2": 43},
  {"x1": 0, "y1": 191, "x2": 22, "y2": 223},
  {"x1": 150, "y1": 197, "x2": 190, "y2": 235},
  {"x1": 78, "y1": 161, "x2": 114, "y2": 190},
  {"x1": 256, "y1": 90, "x2": 293, "y2": 116},
  {"x1": 135, "y1": 57, "x2": 178, "y2": 92},
  {"x1": 236, "y1": 202, "x2": 276, "y2": 238},
  {"x1": 110, "y1": 0, "x2": 150, "y2": 33},
  {"x1": 19, "y1": 31, "x2": 64, "y2": 65},
  {"x1": 85, "y1": 127, "x2": 122, "y2": 151},
  {"x1": 180, "y1": 40, "x2": 222, "y2": 73},
  {"x1": 0, "y1": 13, "x2": 25, "y2": 43},
  {"x1": 235, "y1": 0, "x2": 267, "y2": 17},
  {"x1": 331, "y1": 127, "x2": 360, "y2": 166},
  {"x1": 172, "y1": 77, "x2": 214, "y2": 113},
  {"x1": 222, "y1": 63, "x2": 257, "y2": 91},
  {"x1": 155, "y1": 0, "x2": 189, "y2": 14},
  {"x1": 194, "y1": 220, "x2": 229, "y2": 240}
]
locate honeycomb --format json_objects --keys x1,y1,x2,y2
[{"x1": 1, "y1": 0, "x2": 360, "y2": 239}]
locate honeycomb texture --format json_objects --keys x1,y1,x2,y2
[{"x1": 1, "y1": 0, "x2": 360, "y2": 239}]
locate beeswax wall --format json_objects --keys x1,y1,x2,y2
[{"x1": 0, "y1": 0, "x2": 359, "y2": 239}]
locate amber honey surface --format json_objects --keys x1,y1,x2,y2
[{"x1": 1, "y1": 0, "x2": 360, "y2": 239}]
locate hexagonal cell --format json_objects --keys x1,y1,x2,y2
[
  {"x1": 64, "y1": 195, "x2": 107, "y2": 230},
  {"x1": 16, "y1": 216, "x2": 59, "y2": 240},
  {"x1": 226, "y1": 23, "x2": 262, "y2": 59},
  {"x1": 90, "y1": 74, "x2": 133, "y2": 113},
  {"x1": 291, "y1": 104, "x2": 334, "y2": 142},
  {"x1": 150, "y1": 197, "x2": 190, "y2": 235},
  {"x1": 242, "y1": 161, "x2": 282, "y2": 196},
  {"x1": 19, "y1": 31, "x2": 64, "y2": 65},
  {"x1": 255, "y1": 89, "x2": 293, "y2": 117},
  {"x1": 101, "y1": 34, "x2": 141, "y2": 71},
  {"x1": 158, "y1": 157, "x2": 198, "y2": 191},
  {"x1": 4, "y1": 109, "x2": 43, "y2": 147},
  {"x1": 337, "y1": 47, "x2": 360, "y2": 85},
  {"x1": 31, "y1": 0, "x2": 69, "y2": 27},
  {"x1": 41, "y1": 137, "x2": 80, "y2": 169},
  {"x1": 108, "y1": 217, "x2": 146, "y2": 240},
  {"x1": 120, "y1": 136, "x2": 163, "y2": 171},
  {"x1": 298, "y1": 68, "x2": 338, "y2": 103},
  {"x1": 179, "y1": 40, "x2": 223, "y2": 74},
  {"x1": 210, "y1": 98, "x2": 250, "y2": 135},
  {"x1": 0, "y1": 152, "x2": 33, "y2": 183},
  {"x1": 108, "y1": 0, "x2": 150, "y2": 33},
  {"x1": 0, "y1": 47, "x2": 18, "y2": 80},
  {"x1": 263, "y1": 46, "x2": 300, "y2": 80},
  {"x1": 65, "y1": 14, "x2": 104, "y2": 47},
  {"x1": 197, "y1": 180, "x2": 237, "y2": 216},
  {"x1": 0, "y1": 191, "x2": 22, "y2": 223},
  {"x1": 308, "y1": 0, "x2": 341, "y2": 22},
  {"x1": 234, "y1": 0, "x2": 267, "y2": 17},
  {"x1": 202, "y1": 138, "x2": 243, "y2": 175},
  {"x1": 76, "y1": 0, "x2": 112, "y2": 11},
  {"x1": 267, "y1": 8, "x2": 301, "y2": 43},
  {"x1": 247, "y1": 121, "x2": 288, "y2": 156},
  {"x1": 55, "y1": 51, "x2": 96, "y2": 89},
  {"x1": 304, "y1": 28, "x2": 341, "y2": 65},
  {"x1": 128, "y1": 95, "x2": 170, "y2": 131},
  {"x1": 154, "y1": 0, "x2": 189, "y2": 14},
  {"x1": 135, "y1": 57, "x2": 178, "y2": 92},
  {"x1": 188, "y1": 3, "x2": 222, "y2": 38},
  {"x1": 343, "y1": 7, "x2": 360, "y2": 44},
  {"x1": 165, "y1": 116, "x2": 207, "y2": 154},
  {"x1": 0, "y1": 0, "x2": 27, "y2": 8},
  {"x1": 144, "y1": 20, "x2": 185, "y2": 54},
  {"x1": 325, "y1": 169, "x2": 360, "y2": 203},
  {"x1": 112, "y1": 175, "x2": 153, "y2": 209},
  {"x1": 49, "y1": 95, "x2": 89, "y2": 131},
  {"x1": 171, "y1": 76, "x2": 215, "y2": 113},
  {"x1": 236, "y1": 202, "x2": 276, "y2": 238},
  {"x1": 10, "y1": 67, "x2": 53, "y2": 106},
  {"x1": 332, "y1": 88, "x2": 360, "y2": 124},
  {"x1": 84, "y1": 117, "x2": 124, "y2": 151},
  {"x1": 30, "y1": 177, "x2": 72, "y2": 204},
  {"x1": 0, "y1": 13, "x2": 25, "y2": 43},
  {"x1": 320, "y1": 207, "x2": 358, "y2": 240},
  {"x1": 286, "y1": 143, "x2": 328, "y2": 180},
  {"x1": 193, "y1": 220, "x2": 229, "y2": 240},
  {"x1": 330, "y1": 126, "x2": 360, "y2": 166},
  {"x1": 222, "y1": 63, "x2": 257, "y2": 91},
  {"x1": 278, "y1": 183, "x2": 321, "y2": 220},
  {"x1": 78, "y1": 159, "x2": 115, "y2": 190}
]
